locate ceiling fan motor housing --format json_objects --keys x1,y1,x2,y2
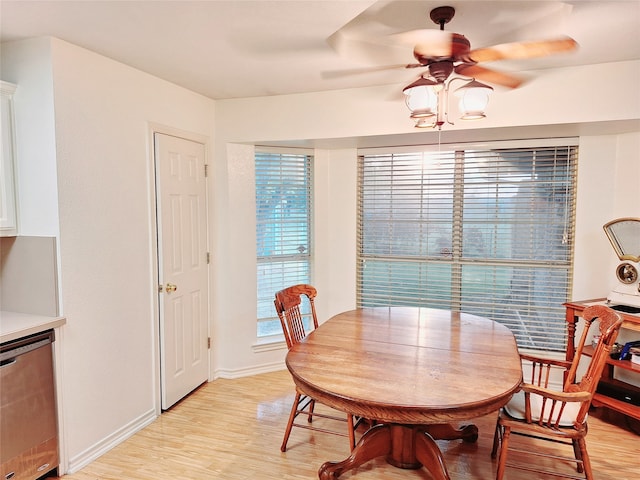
[
  {"x1": 428, "y1": 62, "x2": 454, "y2": 83},
  {"x1": 413, "y1": 33, "x2": 470, "y2": 65}
]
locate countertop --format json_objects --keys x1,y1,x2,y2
[{"x1": 0, "y1": 310, "x2": 66, "y2": 344}]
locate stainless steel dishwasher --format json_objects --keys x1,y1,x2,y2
[{"x1": 0, "y1": 329, "x2": 58, "y2": 480}]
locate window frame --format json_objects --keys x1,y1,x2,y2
[{"x1": 255, "y1": 147, "x2": 314, "y2": 340}]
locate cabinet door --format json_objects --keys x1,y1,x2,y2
[{"x1": 1, "y1": 81, "x2": 18, "y2": 236}]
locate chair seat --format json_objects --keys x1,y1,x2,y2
[{"x1": 503, "y1": 390, "x2": 585, "y2": 428}]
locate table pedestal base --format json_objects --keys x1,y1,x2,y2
[{"x1": 318, "y1": 423, "x2": 478, "y2": 480}]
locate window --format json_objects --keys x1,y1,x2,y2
[
  {"x1": 256, "y1": 150, "x2": 313, "y2": 338},
  {"x1": 357, "y1": 140, "x2": 578, "y2": 351}
]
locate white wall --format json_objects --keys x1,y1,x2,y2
[
  {"x1": 51, "y1": 37, "x2": 217, "y2": 471},
  {"x1": 572, "y1": 133, "x2": 640, "y2": 299},
  {"x1": 607, "y1": 132, "x2": 640, "y2": 292},
  {"x1": 313, "y1": 148, "x2": 358, "y2": 319},
  {"x1": 2, "y1": 37, "x2": 216, "y2": 473},
  {"x1": 214, "y1": 60, "x2": 640, "y2": 146},
  {"x1": 209, "y1": 144, "x2": 360, "y2": 378}
]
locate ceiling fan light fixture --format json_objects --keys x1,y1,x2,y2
[
  {"x1": 459, "y1": 111, "x2": 486, "y2": 120},
  {"x1": 395, "y1": 6, "x2": 576, "y2": 129},
  {"x1": 413, "y1": 117, "x2": 437, "y2": 128},
  {"x1": 403, "y1": 76, "x2": 438, "y2": 118},
  {"x1": 455, "y1": 79, "x2": 493, "y2": 120},
  {"x1": 409, "y1": 109, "x2": 436, "y2": 119}
]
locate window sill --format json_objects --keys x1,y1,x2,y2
[
  {"x1": 252, "y1": 335, "x2": 287, "y2": 353},
  {"x1": 518, "y1": 348, "x2": 565, "y2": 360}
]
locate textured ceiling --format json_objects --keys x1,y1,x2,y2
[{"x1": 2, "y1": 1, "x2": 639, "y2": 100}]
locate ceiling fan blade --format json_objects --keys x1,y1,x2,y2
[
  {"x1": 455, "y1": 64, "x2": 525, "y2": 89},
  {"x1": 390, "y1": 29, "x2": 453, "y2": 58},
  {"x1": 327, "y1": 29, "x2": 414, "y2": 66},
  {"x1": 468, "y1": 37, "x2": 577, "y2": 63},
  {"x1": 322, "y1": 63, "x2": 420, "y2": 79}
]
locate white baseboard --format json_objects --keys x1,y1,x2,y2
[
  {"x1": 214, "y1": 361, "x2": 286, "y2": 379},
  {"x1": 65, "y1": 408, "x2": 157, "y2": 474}
]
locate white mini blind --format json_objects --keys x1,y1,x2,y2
[
  {"x1": 256, "y1": 151, "x2": 312, "y2": 337},
  {"x1": 357, "y1": 142, "x2": 578, "y2": 351}
]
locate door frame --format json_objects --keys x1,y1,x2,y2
[{"x1": 147, "y1": 122, "x2": 212, "y2": 414}]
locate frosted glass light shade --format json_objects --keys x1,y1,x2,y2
[
  {"x1": 455, "y1": 80, "x2": 492, "y2": 120},
  {"x1": 403, "y1": 77, "x2": 438, "y2": 118}
]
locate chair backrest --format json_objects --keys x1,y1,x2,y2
[
  {"x1": 274, "y1": 284, "x2": 319, "y2": 349},
  {"x1": 565, "y1": 304, "x2": 624, "y2": 420}
]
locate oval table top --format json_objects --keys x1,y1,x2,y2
[{"x1": 286, "y1": 306, "x2": 523, "y2": 425}]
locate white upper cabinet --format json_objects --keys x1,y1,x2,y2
[{"x1": 1, "y1": 81, "x2": 18, "y2": 236}]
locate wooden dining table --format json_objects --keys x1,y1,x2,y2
[{"x1": 285, "y1": 306, "x2": 523, "y2": 479}]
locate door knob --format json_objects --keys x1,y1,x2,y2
[{"x1": 159, "y1": 283, "x2": 178, "y2": 293}]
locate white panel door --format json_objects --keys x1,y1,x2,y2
[{"x1": 155, "y1": 132, "x2": 209, "y2": 409}]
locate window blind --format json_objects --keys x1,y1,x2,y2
[
  {"x1": 256, "y1": 151, "x2": 313, "y2": 337},
  {"x1": 357, "y1": 142, "x2": 578, "y2": 351}
]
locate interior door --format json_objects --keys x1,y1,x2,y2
[{"x1": 154, "y1": 132, "x2": 209, "y2": 409}]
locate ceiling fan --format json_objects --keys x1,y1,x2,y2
[
  {"x1": 328, "y1": 5, "x2": 578, "y2": 128},
  {"x1": 396, "y1": 5, "x2": 578, "y2": 90}
]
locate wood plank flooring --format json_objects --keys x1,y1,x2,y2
[{"x1": 53, "y1": 370, "x2": 639, "y2": 479}]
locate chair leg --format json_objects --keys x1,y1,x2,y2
[
  {"x1": 495, "y1": 426, "x2": 511, "y2": 480},
  {"x1": 491, "y1": 417, "x2": 501, "y2": 459},
  {"x1": 307, "y1": 398, "x2": 315, "y2": 423},
  {"x1": 347, "y1": 414, "x2": 356, "y2": 450},
  {"x1": 281, "y1": 392, "x2": 302, "y2": 452},
  {"x1": 576, "y1": 438, "x2": 593, "y2": 480},
  {"x1": 572, "y1": 439, "x2": 584, "y2": 473},
  {"x1": 282, "y1": 393, "x2": 360, "y2": 453}
]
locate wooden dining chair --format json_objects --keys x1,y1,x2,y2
[
  {"x1": 274, "y1": 284, "x2": 360, "y2": 452},
  {"x1": 491, "y1": 304, "x2": 624, "y2": 480}
]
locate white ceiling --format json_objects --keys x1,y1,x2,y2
[{"x1": 1, "y1": 0, "x2": 639, "y2": 100}]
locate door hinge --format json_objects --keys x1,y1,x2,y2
[
  {"x1": 206, "y1": 252, "x2": 210, "y2": 264},
  {"x1": 207, "y1": 337, "x2": 211, "y2": 349},
  {"x1": 204, "y1": 164, "x2": 209, "y2": 177}
]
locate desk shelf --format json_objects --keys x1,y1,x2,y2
[
  {"x1": 582, "y1": 345, "x2": 640, "y2": 420},
  {"x1": 565, "y1": 300, "x2": 640, "y2": 422},
  {"x1": 583, "y1": 345, "x2": 640, "y2": 374}
]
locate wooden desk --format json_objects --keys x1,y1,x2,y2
[
  {"x1": 286, "y1": 307, "x2": 523, "y2": 480},
  {"x1": 564, "y1": 299, "x2": 640, "y2": 421}
]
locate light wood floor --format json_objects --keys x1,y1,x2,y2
[{"x1": 54, "y1": 370, "x2": 638, "y2": 480}]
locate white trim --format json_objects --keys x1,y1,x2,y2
[
  {"x1": 255, "y1": 145, "x2": 314, "y2": 155},
  {"x1": 0, "y1": 80, "x2": 17, "y2": 96},
  {"x1": 214, "y1": 361, "x2": 286, "y2": 380},
  {"x1": 1, "y1": 81, "x2": 19, "y2": 236},
  {"x1": 65, "y1": 409, "x2": 157, "y2": 474},
  {"x1": 357, "y1": 137, "x2": 579, "y2": 156},
  {"x1": 518, "y1": 348, "x2": 566, "y2": 361},
  {"x1": 146, "y1": 122, "x2": 212, "y2": 414},
  {"x1": 148, "y1": 122, "x2": 209, "y2": 146},
  {"x1": 252, "y1": 338, "x2": 287, "y2": 353}
]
